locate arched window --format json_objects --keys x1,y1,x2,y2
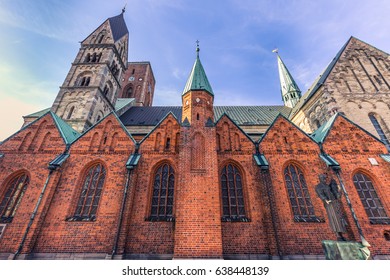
[
  {"x1": 124, "y1": 85, "x2": 133, "y2": 98},
  {"x1": 72, "y1": 163, "x2": 106, "y2": 221},
  {"x1": 149, "y1": 163, "x2": 175, "y2": 221},
  {"x1": 369, "y1": 114, "x2": 390, "y2": 150},
  {"x1": 0, "y1": 173, "x2": 29, "y2": 223},
  {"x1": 353, "y1": 173, "x2": 389, "y2": 224},
  {"x1": 67, "y1": 106, "x2": 75, "y2": 119},
  {"x1": 221, "y1": 164, "x2": 248, "y2": 222},
  {"x1": 284, "y1": 163, "x2": 319, "y2": 222}
]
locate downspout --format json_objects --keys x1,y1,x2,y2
[
  {"x1": 319, "y1": 143, "x2": 370, "y2": 247},
  {"x1": 12, "y1": 148, "x2": 70, "y2": 260},
  {"x1": 110, "y1": 144, "x2": 141, "y2": 259},
  {"x1": 111, "y1": 168, "x2": 132, "y2": 259},
  {"x1": 255, "y1": 143, "x2": 282, "y2": 259},
  {"x1": 12, "y1": 169, "x2": 53, "y2": 259}
]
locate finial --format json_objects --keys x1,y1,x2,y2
[
  {"x1": 196, "y1": 40, "x2": 200, "y2": 57},
  {"x1": 272, "y1": 48, "x2": 279, "y2": 54},
  {"x1": 122, "y1": 3, "x2": 127, "y2": 14}
]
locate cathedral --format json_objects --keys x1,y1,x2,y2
[{"x1": 0, "y1": 11, "x2": 390, "y2": 260}]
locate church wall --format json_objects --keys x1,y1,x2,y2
[
  {"x1": 0, "y1": 115, "x2": 67, "y2": 256},
  {"x1": 323, "y1": 117, "x2": 390, "y2": 257},
  {"x1": 259, "y1": 117, "x2": 339, "y2": 256},
  {"x1": 215, "y1": 116, "x2": 270, "y2": 257},
  {"x1": 124, "y1": 115, "x2": 179, "y2": 257},
  {"x1": 32, "y1": 115, "x2": 135, "y2": 255}
]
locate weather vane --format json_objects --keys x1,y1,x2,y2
[
  {"x1": 272, "y1": 48, "x2": 279, "y2": 54},
  {"x1": 196, "y1": 40, "x2": 200, "y2": 57}
]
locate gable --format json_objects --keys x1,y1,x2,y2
[
  {"x1": 139, "y1": 113, "x2": 181, "y2": 153},
  {"x1": 291, "y1": 36, "x2": 390, "y2": 118},
  {"x1": 69, "y1": 113, "x2": 135, "y2": 153},
  {"x1": 215, "y1": 114, "x2": 254, "y2": 153},
  {"x1": 0, "y1": 113, "x2": 67, "y2": 153},
  {"x1": 259, "y1": 115, "x2": 319, "y2": 153},
  {"x1": 322, "y1": 115, "x2": 388, "y2": 154}
]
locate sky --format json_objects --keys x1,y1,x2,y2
[{"x1": 1, "y1": 0, "x2": 390, "y2": 141}]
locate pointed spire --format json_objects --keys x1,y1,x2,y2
[
  {"x1": 182, "y1": 41, "x2": 214, "y2": 96},
  {"x1": 275, "y1": 52, "x2": 301, "y2": 108}
]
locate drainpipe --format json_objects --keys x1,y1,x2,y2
[
  {"x1": 12, "y1": 151, "x2": 70, "y2": 260},
  {"x1": 319, "y1": 143, "x2": 370, "y2": 247},
  {"x1": 110, "y1": 144, "x2": 141, "y2": 259},
  {"x1": 111, "y1": 168, "x2": 132, "y2": 259},
  {"x1": 254, "y1": 143, "x2": 282, "y2": 259},
  {"x1": 12, "y1": 169, "x2": 53, "y2": 259}
]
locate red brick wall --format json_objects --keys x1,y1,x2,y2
[
  {"x1": 119, "y1": 62, "x2": 155, "y2": 106},
  {"x1": 0, "y1": 114, "x2": 67, "y2": 254},
  {"x1": 215, "y1": 115, "x2": 270, "y2": 256},
  {"x1": 259, "y1": 116, "x2": 343, "y2": 256},
  {"x1": 33, "y1": 114, "x2": 135, "y2": 254},
  {"x1": 323, "y1": 116, "x2": 390, "y2": 256},
  {"x1": 125, "y1": 114, "x2": 180, "y2": 256}
]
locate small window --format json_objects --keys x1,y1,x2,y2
[
  {"x1": 67, "y1": 106, "x2": 75, "y2": 120},
  {"x1": 165, "y1": 138, "x2": 171, "y2": 150},
  {"x1": 197, "y1": 113, "x2": 200, "y2": 120},
  {"x1": 384, "y1": 230, "x2": 390, "y2": 241},
  {"x1": 0, "y1": 224, "x2": 6, "y2": 238}
]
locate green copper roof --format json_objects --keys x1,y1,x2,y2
[
  {"x1": 310, "y1": 113, "x2": 338, "y2": 143},
  {"x1": 182, "y1": 50, "x2": 214, "y2": 96},
  {"x1": 50, "y1": 112, "x2": 81, "y2": 145},
  {"x1": 277, "y1": 55, "x2": 301, "y2": 108},
  {"x1": 24, "y1": 108, "x2": 50, "y2": 118}
]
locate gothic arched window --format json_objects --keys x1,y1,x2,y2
[
  {"x1": 284, "y1": 163, "x2": 319, "y2": 222},
  {"x1": 221, "y1": 164, "x2": 248, "y2": 222},
  {"x1": 0, "y1": 173, "x2": 29, "y2": 223},
  {"x1": 149, "y1": 163, "x2": 175, "y2": 221},
  {"x1": 124, "y1": 85, "x2": 133, "y2": 98},
  {"x1": 369, "y1": 114, "x2": 390, "y2": 151},
  {"x1": 72, "y1": 163, "x2": 106, "y2": 221},
  {"x1": 353, "y1": 173, "x2": 389, "y2": 224}
]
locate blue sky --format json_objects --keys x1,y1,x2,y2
[{"x1": 1, "y1": 0, "x2": 390, "y2": 140}]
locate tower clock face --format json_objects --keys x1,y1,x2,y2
[{"x1": 129, "y1": 76, "x2": 135, "y2": 81}]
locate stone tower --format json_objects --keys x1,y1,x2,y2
[
  {"x1": 174, "y1": 45, "x2": 223, "y2": 258},
  {"x1": 276, "y1": 52, "x2": 302, "y2": 108},
  {"x1": 290, "y1": 37, "x2": 390, "y2": 150},
  {"x1": 119, "y1": 61, "x2": 155, "y2": 106},
  {"x1": 51, "y1": 11, "x2": 129, "y2": 132}
]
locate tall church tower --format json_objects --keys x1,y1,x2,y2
[
  {"x1": 51, "y1": 11, "x2": 129, "y2": 132},
  {"x1": 276, "y1": 52, "x2": 302, "y2": 108},
  {"x1": 174, "y1": 45, "x2": 223, "y2": 258}
]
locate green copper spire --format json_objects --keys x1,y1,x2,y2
[
  {"x1": 182, "y1": 41, "x2": 214, "y2": 96},
  {"x1": 275, "y1": 51, "x2": 301, "y2": 108}
]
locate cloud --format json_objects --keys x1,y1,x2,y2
[{"x1": 153, "y1": 87, "x2": 182, "y2": 106}]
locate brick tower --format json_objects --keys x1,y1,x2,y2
[
  {"x1": 174, "y1": 44, "x2": 223, "y2": 258},
  {"x1": 51, "y1": 11, "x2": 129, "y2": 132},
  {"x1": 120, "y1": 62, "x2": 155, "y2": 106}
]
